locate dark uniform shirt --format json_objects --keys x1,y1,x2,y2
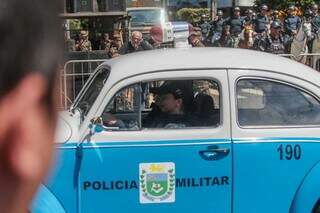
[
  {"x1": 312, "y1": 15, "x2": 320, "y2": 33},
  {"x1": 284, "y1": 15, "x2": 302, "y2": 34},
  {"x1": 211, "y1": 18, "x2": 225, "y2": 33},
  {"x1": 266, "y1": 35, "x2": 285, "y2": 54},
  {"x1": 143, "y1": 112, "x2": 198, "y2": 128},
  {"x1": 254, "y1": 14, "x2": 269, "y2": 33},
  {"x1": 119, "y1": 40, "x2": 153, "y2": 54},
  {"x1": 200, "y1": 21, "x2": 211, "y2": 36},
  {"x1": 243, "y1": 16, "x2": 253, "y2": 26},
  {"x1": 226, "y1": 16, "x2": 244, "y2": 35}
]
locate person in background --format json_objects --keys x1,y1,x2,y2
[
  {"x1": 254, "y1": 4, "x2": 270, "y2": 34},
  {"x1": 108, "y1": 33, "x2": 123, "y2": 58},
  {"x1": 311, "y1": 4, "x2": 320, "y2": 36},
  {"x1": 265, "y1": 21, "x2": 286, "y2": 54},
  {"x1": 149, "y1": 25, "x2": 164, "y2": 49},
  {"x1": 271, "y1": 9, "x2": 281, "y2": 23},
  {"x1": 199, "y1": 14, "x2": 212, "y2": 44},
  {"x1": 283, "y1": 5, "x2": 301, "y2": 47},
  {"x1": 226, "y1": 7, "x2": 244, "y2": 37},
  {"x1": 209, "y1": 10, "x2": 225, "y2": 45},
  {"x1": 243, "y1": 9, "x2": 254, "y2": 27},
  {"x1": 0, "y1": 0, "x2": 62, "y2": 212},
  {"x1": 226, "y1": 7, "x2": 245, "y2": 47},
  {"x1": 100, "y1": 33, "x2": 112, "y2": 53},
  {"x1": 76, "y1": 30, "x2": 92, "y2": 52},
  {"x1": 119, "y1": 31, "x2": 153, "y2": 54},
  {"x1": 188, "y1": 29, "x2": 205, "y2": 47}
]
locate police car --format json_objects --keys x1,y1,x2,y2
[{"x1": 32, "y1": 48, "x2": 320, "y2": 213}]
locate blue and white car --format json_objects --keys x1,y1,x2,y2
[{"x1": 32, "y1": 48, "x2": 320, "y2": 213}]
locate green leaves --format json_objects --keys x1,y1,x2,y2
[{"x1": 176, "y1": 8, "x2": 210, "y2": 26}]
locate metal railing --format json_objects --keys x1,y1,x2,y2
[
  {"x1": 60, "y1": 59, "x2": 106, "y2": 110},
  {"x1": 59, "y1": 53, "x2": 320, "y2": 110},
  {"x1": 278, "y1": 53, "x2": 320, "y2": 71}
]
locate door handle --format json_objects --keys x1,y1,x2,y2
[{"x1": 199, "y1": 145, "x2": 230, "y2": 161}]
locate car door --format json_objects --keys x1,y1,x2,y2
[
  {"x1": 77, "y1": 69, "x2": 232, "y2": 212},
  {"x1": 228, "y1": 69, "x2": 320, "y2": 213}
]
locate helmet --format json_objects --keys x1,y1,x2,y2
[
  {"x1": 217, "y1": 10, "x2": 223, "y2": 16},
  {"x1": 305, "y1": 9, "x2": 313, "y2": 17},
  {"x1": 245, "y1": 9, "x2": 253, "y2": 15},
  {"x1": 288, "y1": 5, "x2": 295, "y2": 11},
  {"x1": 312, "y1": 4, "x2": 319, "y2": 10},
  {"x1": 271, "y1": 21, "x2": 281, "y2": 29},
  {"x1": 260, "y1": 4, "x2": 268, "y2": 11},
  {"x1": 234, "y1": 7, "x2": 240, "y2": 12},
  {"x1": 272, "y1": 10, "x2": 279, "y2": 15},
  {"x1": 201, "y1": 14, "x2": 208, "y2": 18}
]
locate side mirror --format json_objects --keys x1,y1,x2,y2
[
  {"x1": 89, "y1": 117, "x2": 120, "y2": 134},
  {"x1": 89, "y1": 117, "x2": 104, "y2": 133}
]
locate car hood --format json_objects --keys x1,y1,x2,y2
[{"x1": 55, "y1": 110, "x2": 80, "y2": 143}]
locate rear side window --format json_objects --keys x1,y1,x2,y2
[{"x1": 237, "y1": 79, "x2": 320, "y2": 126}]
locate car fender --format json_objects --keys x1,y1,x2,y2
[
  {"x1": 290, "y1": 161, "x2": 320, "y2": 213},
  {"x1": 30, "y1": 184, "x2": 65, "y2": 213}
]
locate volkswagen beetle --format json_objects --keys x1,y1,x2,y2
[{"x1": 32, "y1": 48, "x2": 320, "y2": 213}]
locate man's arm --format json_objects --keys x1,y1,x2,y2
[{"x1": 141, "y1": 40, "x2": 154, "y2": 50}]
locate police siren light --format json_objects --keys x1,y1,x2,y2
[{"x1": 170, "y1": 22, "x2": 191, "y2": 48}]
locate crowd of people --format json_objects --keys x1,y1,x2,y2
[
  {"x1": 65, "y1": 29, "x2": 156, "y2": 57},
  {"x1": 194, "y1": 4, "x2": 320, "y2": 54},
  {"x1": 65, "y1": 3, "x2": 320, "y2": 57}
]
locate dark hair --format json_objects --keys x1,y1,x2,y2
[{"x1": 0, "y1": 0, "x2": 62, "y2": 102}]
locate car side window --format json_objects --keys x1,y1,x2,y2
[
  {"x1": 101, "y1": 79, "x2": 220, "y2": 131},
  {"x1": 237, "y1": 79, "x2": 320, "y2": 126},
  {"x1": 102, "y1": 83, "x2": 141, "y2": 130}
]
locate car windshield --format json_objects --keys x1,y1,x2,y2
[
  {"x1": 72, "y1": 68, "x2": 110, "y2": 120},
  {"x1": 128, "y1": 9, "x2": 162, "y2": 26}
]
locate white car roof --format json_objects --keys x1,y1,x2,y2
[
  {"x1": 102, "y1": 48, "x2": 320, "y2": 87},
  {"x1": 126, "y1": 7, "x2": 163, "y2": 11}
]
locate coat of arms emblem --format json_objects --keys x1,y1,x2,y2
[{"x1": 139, "y1": 162, "x2": 175, "y2": 203}]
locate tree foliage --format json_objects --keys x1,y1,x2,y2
[{"x1": 176, "y1": 8, "x2": 210, "y2": 25}]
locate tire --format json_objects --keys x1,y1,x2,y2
[{"x1": 312, "y1": 199, "x2": 320, "y2": 213}]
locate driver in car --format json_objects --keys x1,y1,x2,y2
[{"x1": 143, "y1": 83, "x2": 196, "y2": 128}]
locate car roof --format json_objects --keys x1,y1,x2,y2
[
  {"x1": 126, "y1": 7, "x2": 163, "y2": 11},
  {"x1": 102, "y1": 48, "x2": 320, "y2": 86}
]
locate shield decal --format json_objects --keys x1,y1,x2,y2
[
  {"x1": 139, "y1": 162, "x2": 175, "y2": 204},
  {"x1": 146, "y1": 173, "x2": 168, "y2": 197}
]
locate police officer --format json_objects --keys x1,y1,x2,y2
[
  {"x1": 200, "y1": 14, "x2": 211, "y2": 43},
  {"x1": 265, "y1": 21, "x2": 285, "y2": 54},
  {"x1": 244, "y1": 9, "x2": 254, "y2": 26},
  {"x1": 226, "y1": 7, "x2": 244, "y2": 36},
  {"x1": 211, "y1": 10, "x2": 225, "y2": 34},
  {"x1": 209, "y1": 10, "x2": 225, "y2": 44},
  {"x1": 254, "y1": 4, "x2": 270, "y2": 34},
  {"x1": 271, "y1": 9, "x2": 281, "y2": 23},
  {"x1": 283, "y1": 5, "x2": 301, "y2": 52},
  {"x1": 311, "y1": 4, "x2": 320, "y2": 35},
  {"x1": 305, "y1": 9, "x2": 315, "y2": 52},
  {"x1": 284, "y1": 5, "x2": 301, "y2": 37}
]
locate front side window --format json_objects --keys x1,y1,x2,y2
[
  {"x1": 101, "y1": 79, "x2": 220, "y2": 131},
  {"x1": 73, "y1": 68, "x2": 109, "y2": 120},
  {"x1": 237, "y1": 79, "x2": 320, "y2": 126}
]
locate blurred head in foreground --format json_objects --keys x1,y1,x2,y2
[{"x1": 0, "y1": 0, "x2": 62, "y2": 212}]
